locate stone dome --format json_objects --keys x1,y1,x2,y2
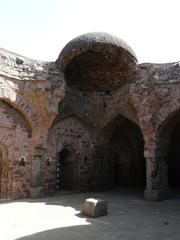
[{"x1": 57, "y1": 32, "x2": 137, "y2": 92}]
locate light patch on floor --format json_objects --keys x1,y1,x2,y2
[{"x1": 0, "y1": 201, "x2": 90, "y2": 240}]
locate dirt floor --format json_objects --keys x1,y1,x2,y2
[{"x1": 0, "y1": 189, "x2": 180, "y2": 240}]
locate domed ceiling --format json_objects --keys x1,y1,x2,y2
[{"x1": 57, "y1": 32, "x2": 137, "y2": 92}]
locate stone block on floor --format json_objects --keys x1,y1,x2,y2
[{"x1": 82, "y1": 198, "x2": 108, "y2": 218}]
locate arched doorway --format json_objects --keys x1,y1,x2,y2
[
  {"x1": 57, "y1": 148, "x2": 77, "y2": 191},
  {"x1": 111, "y1": 120, "x2": 145, "y2": 189},
  {"x1": 93, "y1": 116, "x2": 145, "y2": 191}
]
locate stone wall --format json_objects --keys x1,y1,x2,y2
[
  {"x1": 44, "y1": 115, "x2": 92, "y2": 193},
  {"x1": 55, "y1": 33, "x2": 180, "y2": 200},
  {"x1": 0, "y1": 32, "x2": 180, "y2": 200},
  {"x1": 0, "y1": 48, "x2": 64, "y2": 199},
  {"x1": 0, "y1": 100, "x2": 31, "y2": 198}
]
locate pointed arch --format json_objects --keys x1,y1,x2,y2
[
  {"x1": 93, "y1": 113, "x2": 145, "y2": 191},
  {"x1": 157, "y1": 106, "x2": 180, "y2": 154},
  {"x1": 0, "y1": 78, "x2": 39, "y2": 131},
  {"x1": 157, "y1": 98, "x2": 180, "y2": 136},
  {"x1": 45, "y1": 113, "x2": 93, "y2": 193},
  {"x1": 0, "y1": 96, "x2": 40, "y2": 139},
  {"x1": 0, "y1": 99, "x2": 32, "y2": 134}
]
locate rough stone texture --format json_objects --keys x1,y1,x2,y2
[
  {"x1": 44, "y1": 115, "x2": 92, "y2": 193},
  {"x1": 58, "y1": 32, "x2": 137, "y2": 92},
  {"x1": 0, "y1": 48, "x2": 64, "y2": 199},
  {"x1": 0, "y1": 32, "x2": 180, "y2": 200},
  {"x1": 58, "y1": 32, "x2": 137, "y2": 66},
  {"x1": 82, "y1": 198, "x2": 108, "y2": 217}
]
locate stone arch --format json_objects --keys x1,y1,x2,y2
[
  {"x1": 93, "y1": 114, "x2": 145, "y2": 191},
  {"x1": 51, "y1": 114, "x2": 93, "y2": 154},
  {"x1": 15, "y1": 96, "x2": 39, "y2": 129},
  {"x1": 0, "y1": 79, "x2": 39, "y2": 131},
  {"x1": 156, "y1": 98, "x2": 180, "y2": 137},
  {"x1": 157, "y1": 106, "x2": 180, "y2": 154},
  {"x1": 45, "y1": 114, "x2": 93, "y2": 193},
  {"x1": 98, "y1": 102, "x2": 140, "y2": 134},
  {"x1": 0, "y1": 97, "x2": 39, "y2": 135},
  {"x1": 157, "y1": 108, "x2": 180, "y2": 193},
  {"x1": 0, "y1": 99, "x2": 32, "y2": 135}
]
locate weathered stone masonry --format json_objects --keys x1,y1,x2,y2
[
  {"x1": 0, "y1": 49, "x2": 64, "y2": 198},
  {"x1": 0, "y1": 32, "x2": 180, "y2": 200}
]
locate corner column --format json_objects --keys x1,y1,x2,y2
[
  {"x1": 144, "y1": 150, "x2": 168, "y2": 201},
  {"x1": 30, "y1": 147, "x2": 45, "y2": 198}
]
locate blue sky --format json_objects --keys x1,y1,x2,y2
[{"x1": 0, "y1": 0, "x2": 179, "y2": 63}]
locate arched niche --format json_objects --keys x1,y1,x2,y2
[
  {"x1": 93, "y1": 114, "x2": 145, "y2": 191},
  {"x1": 45, "y1": 114, "x2": 93, "y2": 193}
]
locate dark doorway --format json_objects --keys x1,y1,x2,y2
[
  {"x1": 111, "y1": 121, "x2": 145, "y2": 189},
  {"x1": 167, "y1": 122, "x2": 180, "y2": 191},
  {"x1": 57, "y1": 148, "x2": 77, "y2": 191},
  {"x1": 113, "y1": 144, "x2": 132, "y2": 188},
  {"x1": 96, "y1": 116, "x2": 146, "y2": 192}
]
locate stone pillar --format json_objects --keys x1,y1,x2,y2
[
  {"x1": 144, "y1": 150, "x2": 168, "y2": 201},
  {"x1": 30, "y1": 147, "x2": 45, "y2": 198}
]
